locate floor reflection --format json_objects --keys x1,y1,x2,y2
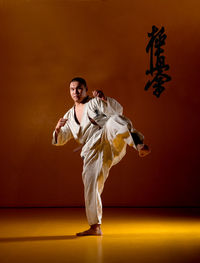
[{"x1": 0, "y1": 208, "x2": 200, "y2": 263}]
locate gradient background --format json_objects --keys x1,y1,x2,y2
[{"x1": 0, "y1": 0, "x2": 199, "y2": 207}]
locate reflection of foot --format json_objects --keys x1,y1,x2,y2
[
  {"x1": 137, "y1": 144, "x2": 151, "y2": 157},
  {"x1": 76, "y1": 227, "x2": 102, "y2": 236}
]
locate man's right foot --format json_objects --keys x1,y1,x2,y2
[{"x1": 137, "y1": 144, "x2": 151, "y2": 157}]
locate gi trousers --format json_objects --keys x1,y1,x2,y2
[{"x1": 81, "y1": 114, "x2": 144, "y2": 225}]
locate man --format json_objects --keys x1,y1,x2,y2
[{"x1": 52, "y1": 77, "x2": 150, "y2": 236}]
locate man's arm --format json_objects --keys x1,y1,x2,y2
[
  {"x1": 92, "y1": 90, "x2": 123, "y2": 116},
  {"x1": 52, "y1": 118, "x2": 73, "y2": 146}
]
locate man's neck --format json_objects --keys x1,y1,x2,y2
[{"x1": 74, "y1": 96, "x2": 90, "y2": 107}]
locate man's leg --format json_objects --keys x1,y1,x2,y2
[
  {"x1": 76, "y1": 115, "x2": 150, "y2": 236},
  {"x1": 76, "y1": 149, "x2": 109, "y2": 236},
  {"x1": 105, "y1": 114, "x2": 150, "y2": 158}
]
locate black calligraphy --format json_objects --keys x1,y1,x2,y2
[{"x1": 145, "y1": 25, "x2": 171, "y2": 98}]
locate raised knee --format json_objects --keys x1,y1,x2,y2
[
  {"x1": 110, "y1": 114, "x2": 123, "y2": 120},
  {"x1": 107, "y1": 114, "x2": 132, "y2": 129},
  {"x1": 106, "y1": 114, "x2": 122, "y2": 127}
]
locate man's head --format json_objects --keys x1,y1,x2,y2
[{"x1": 69, "y1": 77, "x2": 88, "y2": 104}]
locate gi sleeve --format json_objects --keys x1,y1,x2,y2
[
  {"x1": 94, "y1": 96, "x2": 123, "y2": 116},
  {"x1": 52, "y1": 121, "x2": 73, "y2": 146}
]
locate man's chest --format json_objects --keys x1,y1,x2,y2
[{"x1": 74, "y1": 105, "x2": 85, "y2": 124}]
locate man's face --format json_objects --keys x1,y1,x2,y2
[{"x1": 69, "y1": 81, "x2": 88, "y2": 103}]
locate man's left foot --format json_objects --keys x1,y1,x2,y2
[
  {"x1": 76, "y1": 225, "x2": 102, "y2": 236},
  {"x1": 137, "y1": 144, "x2": 151, "y2": 157}
]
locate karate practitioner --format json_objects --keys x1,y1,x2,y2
[{"x1": 52, "y1": 77, "x2": 150, "y2": 236}]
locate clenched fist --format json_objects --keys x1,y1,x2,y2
[
  {"x1": 92, "y1": 90, "x2": 107, "y2": 102},
  {"x1": 55, "y1": 118, "x2": 67, "y2": 134}
]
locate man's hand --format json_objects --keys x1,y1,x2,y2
[
  {"x1": 92, "y1": 90, "x2": 107, "y2": 102},
  {"x1": 55, "y1": 118, "x2": 67, "y2": 135}
]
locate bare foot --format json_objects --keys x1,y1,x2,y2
[
  {"x1": 76, "y1": 224, "x2": 102, "y2": 236},
  {"x1": 137, "y1": 144, "x2": 151, "y2": 157}
]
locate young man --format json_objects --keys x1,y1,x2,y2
[{"x1": 52, "y1": 77, "x2": 150, "y2": 236}]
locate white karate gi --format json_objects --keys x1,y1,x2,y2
[{"x1": 52, "y1": 96, "x2": 144, "y2": 225}]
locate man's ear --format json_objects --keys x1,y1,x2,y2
[{"x1": 86, "y1": 86, "x2": 88, "y2": 92}]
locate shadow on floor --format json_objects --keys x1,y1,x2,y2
[{"x1": 0, "y1": 235, "x2": 78, "y2": 243}]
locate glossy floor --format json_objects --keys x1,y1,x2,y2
[{"x1": 0, "y1": 208, "x2": 200, "y2": 263}]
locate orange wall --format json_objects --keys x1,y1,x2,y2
[{"x1": 0, "y1": 0, "x2": 200, "y2": 207}]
